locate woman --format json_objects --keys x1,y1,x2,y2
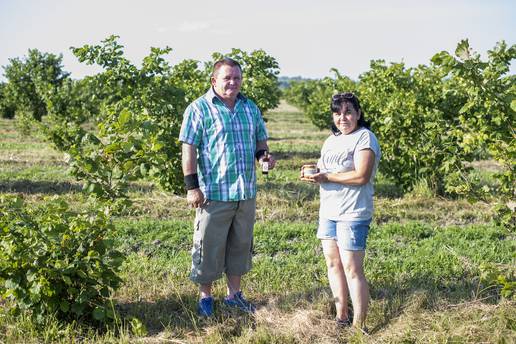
[{"x1": 301, "y1": 92, "x2": 380, "y2": 330}]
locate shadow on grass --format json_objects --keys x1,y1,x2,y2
[
  {"x1": 0, "y1": 180, "x2": 82, "y2": 194},
  {"x1": 126, "y1": 183, "x2": 156, "y2": 194},
  {"x1": 117, "y1": 295, "x2": 256, "y2": 336},
  {"x1": 375, "y1": 180, "x2": 404, "y2": 198},
  {"x1": 273, "y1": 150, "x2": 320, "y2": 161},
  {"x1": 0, "y1": 180, "x2": 158, "y2": 196},
  {"x1": 259, "y1": 180, "x2": 319, "y2": 202}
]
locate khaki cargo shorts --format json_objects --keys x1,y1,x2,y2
[{"x1": 190, "y1": 198, "x2": 256, "y2": 284}]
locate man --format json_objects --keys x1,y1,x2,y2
[{"x1": 179, "y1": 57, "x2": 276, "y2": 317}]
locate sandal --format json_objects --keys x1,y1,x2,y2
[{"x1": 335, "y1": 317, "x2": 351, "y2": 328}]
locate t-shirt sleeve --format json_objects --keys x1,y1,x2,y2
[
  {"x1": 356, "y1": 130, "x2": 381, "y2": 159},
  {"x1": 179, "y1": 103, "x2": 203, "y2": 146}
]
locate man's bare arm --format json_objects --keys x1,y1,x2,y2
[{"x1": 182, "y1": 143, "x2": 204, "y2": 208}]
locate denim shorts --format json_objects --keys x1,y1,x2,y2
[{"x1": 316, "y1": 218, "x2": 371, "y2": 251}]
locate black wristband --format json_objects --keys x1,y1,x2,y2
[
  {"x1": 184, "y1": 173, "x2": 200, "y2": 190},
  {"x1": 255, "y1": 149, "x2": 267, "y2": 161}
]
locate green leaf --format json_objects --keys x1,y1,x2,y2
[
  {"x1": 111, "y1": 166, "x2": 123, "y2": 179},
  {"x1": 104, "y1": 143, "x2": 121, "y2": 154},
  {"x1": 459, "y1": 101, "x2": 474, "y2": 114},
  {"x1": 26, "y1": 271, "x2": 37, "y2": 282},
  {"x1": 123, "y1": 160, "x2": 135, "y2": 171},
  {"x1": 5, "y1": 279, "x2": 19, "y2": 290},
  {"x1": 140, "y1": 163, "x2": 148, "y2": 176},
  {"x1": 383, "y1": 116, "x2": 392, "y2": 125},
  {"x1": 431, "y1": 52, "x2": 445, "y2": 65},
  {"x1": 130, "y1": 317, "x2": 148, "y2": 337},
  {"x1": 87, "y1": 183, "x2": 97, "y2": 194},
  {"x1": 29, "y1": 283, "x2": 42, "y2": 301},
  {"x1": 455, "y1": 39, "x2": 471, "y2": 60},
  {"x1": 59, "y1": 300, "x2": 70, "y2": 312},
  {"x1": 62, "y1": 275, "x2": 72, "y2": 285},
  {"x1": 83, "y1": 162, "x2": 94, "y2": 172},
  {"x1": 151, "y1": 142, "x2": 164, "y2": 151},
  {"x1": 118, "y1": 109, "x2": 132, "y2": 126},
  {"x1": 92, "y1": 306, "x2": 106, "y2": 321},
  {"x1": 122, "y1": 141, "x2": 133, "y2": 153},
  {"x1": 71, "y1": 302, "x2": 85, "y2": 315}
]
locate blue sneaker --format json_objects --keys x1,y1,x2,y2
[
  {"x1": 224, "y1": 291, "x2": 256, "y2": 314},
  {"x1": 197, "y1": 296, "x2": 214, "y2": 317}
]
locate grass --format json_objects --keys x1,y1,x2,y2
[{"x1": 0, "y1": 102, "x2": 515, "y2": 343}]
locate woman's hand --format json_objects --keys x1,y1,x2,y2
[
  {"x1": 300, "y1": 171, "x2": 328, "y2": 184},
  {"x1": 303, "y1": 149, "x2": 375, "y2": 185},
  {"x1": 310, "y1": 172, "x2": 329, "y2": 183}
]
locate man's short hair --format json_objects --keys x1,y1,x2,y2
[{"x1": 212, "y1": 57, "x2": 242, "y2": 78}]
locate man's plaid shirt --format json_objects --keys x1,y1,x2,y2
[{"x1": 179, "y1": 87, "x2": 268, "y2": 201}]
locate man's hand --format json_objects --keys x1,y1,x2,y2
[
  {"x1": 259, "y1": 154, "x2": 277, "y2": 170},
  {"x1": 187, "y1": 188, "x2": 205, "y2": 208}
]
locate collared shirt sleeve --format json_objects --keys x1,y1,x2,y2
[
  {"x1": 179, "y1": 103, "x2": 203, "y2": 146},
  {"x1": 254, "y1": 107, "x2": 268, "y2": 142}
]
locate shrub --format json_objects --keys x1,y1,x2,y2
[
  {"x1": 2, "y1": 49, "x2": 70, "y2": 121},
  {"x1": 0, "y1": 196, "x2": 124, "y2": 323},
  {"x1": 283, "y1": 70, "x2": 356, "y2": 130},
  {"x1": 0, "y1": 82, "x2": 16, "y2": 119}
]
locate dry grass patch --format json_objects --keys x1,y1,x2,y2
[
  {"x1": 128, "y1": 190, "x2": 193, "y2": 221},
  {"x1": 268, "y1": 100, "x2": 301, "y2": 114},
  {"x1": 255, "y1": 307, "x2": 338, "y2": 343},
  {"x1": 373, "y1": 300, "x2": 515, "y2": 343},
  {"x1": 375, "y1": 197, "x2": 493, "y2": 226},
  {"x1": 0, "y1": 149, "x2": 64, "y2": 166}
]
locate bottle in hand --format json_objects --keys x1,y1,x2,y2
[{"x1": 262, "y1": 151, "x2": 269, "y2": 175}]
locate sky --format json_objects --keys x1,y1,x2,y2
[{"x1": 1, "y1": 0, "x2": 515, "y2": 81}]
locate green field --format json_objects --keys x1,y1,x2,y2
[{"x1": 0, "y1": 103, "x2": 514, "y2": 343}]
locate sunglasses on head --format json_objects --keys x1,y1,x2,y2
[{"x1": 332, "y1": 92, "x2": 355, "y2": 100}]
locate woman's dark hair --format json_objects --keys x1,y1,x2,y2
[{"x1": 330, "y1": 92, "x2": 370, "y2": 135}]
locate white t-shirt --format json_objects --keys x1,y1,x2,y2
[{"x1": 317, "y1": 127, "x2": 381, "y2": 221}]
